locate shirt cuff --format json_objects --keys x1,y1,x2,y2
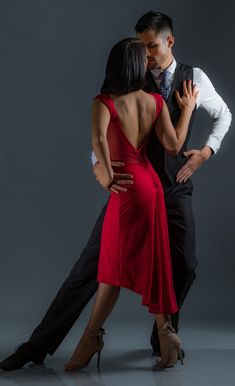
[
  {"x1": 91, "y1": 151, "x2": 98, "y2": 165},
  {"x1": 204, "y1": 138, "x2": 220, "y2": 154}
]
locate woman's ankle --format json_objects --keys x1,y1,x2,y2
[
  {"x1": 85, "y1": 325, "x2": 102, "y2": 335},
  {"x1": 155, "y1": 314, "x2": 170, "y2": 330}
]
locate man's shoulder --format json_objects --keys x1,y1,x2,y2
[
  {"x1": 177, "y1": 62, "x2": 193, "y2": 70},
  {"x1": 177, "y1": 62, "x2": 203, "y2": 73},
  {"x1": 176, "y1": 63, "x2": 207, "y2": 84},
  {"x1": 178, "y1": 62, "x2": 204, "y2": 74}
]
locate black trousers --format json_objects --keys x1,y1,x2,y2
[{"x1": 29, "y1": 179, "x2": 197, "y2": 355}]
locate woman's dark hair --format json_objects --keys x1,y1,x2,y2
[
  {"x1": 135, "y1": 11, "x2": 173, "y2": 34},
  {"x1": 100, "y1": 38, "x2": 147, "y2": 96}
]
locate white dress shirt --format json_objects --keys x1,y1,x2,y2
[{"x1": 91, "y1": 58, "x2": 232, "y2": 164}]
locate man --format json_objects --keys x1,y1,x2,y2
[{"x1": 0, "y1": 11, "x2": 231, "y2": 370}]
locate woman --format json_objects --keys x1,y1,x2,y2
[{"x1": 65, "y1": 38, "x2": 197, "y2": 371}]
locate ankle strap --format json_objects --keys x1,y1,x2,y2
[{"x1": 158, "y1": 321, "x2": 176, "y2": 335}]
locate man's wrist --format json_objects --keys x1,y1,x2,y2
[
  {"x1": 94, "y1": 161, "x2": 100, "y2": 166},
  {"x1": 200, "y1": 145, "x2": 213, "y2": 161}
]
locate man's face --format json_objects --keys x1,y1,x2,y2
[{"x1": 137, "y1": 29, "x2": 174, "y2": 70}]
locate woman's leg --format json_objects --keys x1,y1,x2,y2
[
  {"x1": 86, "y1": 282, "x2": 120, "y2": 332},
  {"x1": 65, "y1": 283, "x2": 120, "y2": 370},
  {"x1": 154, "y1": 314, "x2": 183, "y2": 367}
]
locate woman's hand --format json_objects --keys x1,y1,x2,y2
[
  {"x1": 175, "y1": 80, "x2": 198, "y2": 112},
  {"x1": 95, "y1": 165, "x2": 114, "y2": 190}
]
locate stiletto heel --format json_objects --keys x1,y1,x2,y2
[
  {"x1": 65, "y1": 327, "x2": 105, "y2": 371},
  {"x1": 97, "y1": 347, "x2": 102, "y2": 369},
  {"x1": 177, "y1": 347, "x2": 184, "y2": 365}
]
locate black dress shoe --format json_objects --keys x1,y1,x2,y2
[{"x1": 0, "y1": 342, "x2": 47, "y2": 371}]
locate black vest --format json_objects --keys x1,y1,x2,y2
[{"x1": 144, "y1": 63, "x2": 197, "y2": 184}]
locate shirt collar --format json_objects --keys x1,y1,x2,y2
[{"x1": 150, "y1": 58, "x2": 177, "y2": 79}]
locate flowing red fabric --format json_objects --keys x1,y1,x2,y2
[{"x1": 94, "y1": 93, "x2": 178, "y2": 314}]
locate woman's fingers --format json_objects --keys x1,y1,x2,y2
[
  {"x1": 184, "y1": 80, "x2": 199, "y2": 100},
  {"x1": 192, "y1": 84, "x2": 198, "y2": 97},
  {"x1": 184, "y1": 79, "x2": 192, "y2": 96},
  {"x1": 187, "y1": 79, "x2": 192, "y2": 96},
  {"x1": 175, "y1": 90, "x2": 181, "y2": 105},
  {"x1": 183, "y1": 80, "x2": 188, "y2": 96}
]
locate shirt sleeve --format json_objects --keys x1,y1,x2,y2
[{"x1": 193, "y1": 67, "x2": 232, "y2": 153}]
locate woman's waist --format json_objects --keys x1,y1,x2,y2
[
  {"x1": 111, "y1": 153, "x2": 149, "y2": 167},
  {"x1": 112, "y1": 159, "x2": 158, "y2": 179}
]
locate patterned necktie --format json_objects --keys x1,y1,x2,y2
[{"x1": 159, "y1": 70, "x2": 171, "y2": 101}]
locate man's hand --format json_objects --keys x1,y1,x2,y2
[
  {"x1": 176, "y1": 146, "x2": 213, "y2": 183},
  {"x1": 93, "y1": 161, "x2": 133, "y2": 194}
]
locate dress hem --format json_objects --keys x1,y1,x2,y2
[{"x1": 97, "y1": 278, "x2": 178, "y2": 315}]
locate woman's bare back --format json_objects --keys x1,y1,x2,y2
[{"x1": 110, "y1": 90, "x2": 157, "y2": 150}]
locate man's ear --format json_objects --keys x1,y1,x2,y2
[{"x1": 167, "y1": 35, "x2": 175, "y2": 49}]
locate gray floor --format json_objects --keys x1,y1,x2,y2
[{"x1": 0, "y1": 323, "x2": 235, "y2": 386}]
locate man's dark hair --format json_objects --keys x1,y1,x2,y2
[
  {"x1": 135, "y1": 11, "x2": 173, "y2": 34},
  {"x1": 101, "y1": 38, "x2": 146, "y2": 95}
]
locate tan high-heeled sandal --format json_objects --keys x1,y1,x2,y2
[
  {"x1": 64, "y1": 326, "x2": 105, "y2": 371},
  {"x1": 156, "y1": 321, "x2": 183, "y2": 369}
]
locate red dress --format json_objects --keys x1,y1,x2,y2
[{"x1": 95, "y1": 93, "x2": 178, "y2": 314}]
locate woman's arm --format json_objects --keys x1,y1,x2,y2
[
  {"x1": 155, "y1": 80, "x2": 198, "y2": 155},
  {"x1": 91, "y1": 99, "x2": 113, "y2": 189}
]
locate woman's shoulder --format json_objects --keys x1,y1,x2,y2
[
  {"x1": 94, "y1": 93, "x2": 109, "y2": 99},
  {"x1": 144, "y1": 92, "x2": 164, "y2": 116},
  {"x1": 147, "y1": 92, "x2": 163, "y2": 102},
  {"x1": 93, "y1": 94, "x2": 115, "y2": 116}
]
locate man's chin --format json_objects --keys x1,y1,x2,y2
[{"x1": 147, "y1": 62, "x2": 158, "y2": 70}]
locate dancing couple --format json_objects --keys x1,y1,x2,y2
[{"x1": 0, "y1": 11, "x2": 231, "y2": 372}]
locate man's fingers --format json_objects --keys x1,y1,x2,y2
[
  {"x1": 176, "y1": 164, "x2": 189, "y2": 178},
  {"x1": 111, "y1": 161, "x2": 125, "y2": 167},
  {"x1": 110, "y1": 187, "x2": 119, "y2": 194},
  {"x1": 182, "y1": 172, "x2": 192, "y2": 182},
  {"x1": 176, "y1": 168, "x2": 190, "y2": 180},
  {"x1": 111, "y1": 184, "x2": 128, "y2": 192},
  {"x1": 184, "y1": 150, "x2": 196, "y2": 157},
  {"x1": 177, "y1": 170, "x2": 190, "y2": 181},
  {"x1": 177, "y1": 170, "x2": 192, "y2": 182},
  {"x1": 115, "y1": 179, "x2": 133, "y2": 185},
  {"x1": 113, "y1": 173, "x2": 133, "y2": 179}
]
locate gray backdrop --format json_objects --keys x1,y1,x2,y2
[{"x1": 0, "y1": 0, "x2": 234, "y2": 347}]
